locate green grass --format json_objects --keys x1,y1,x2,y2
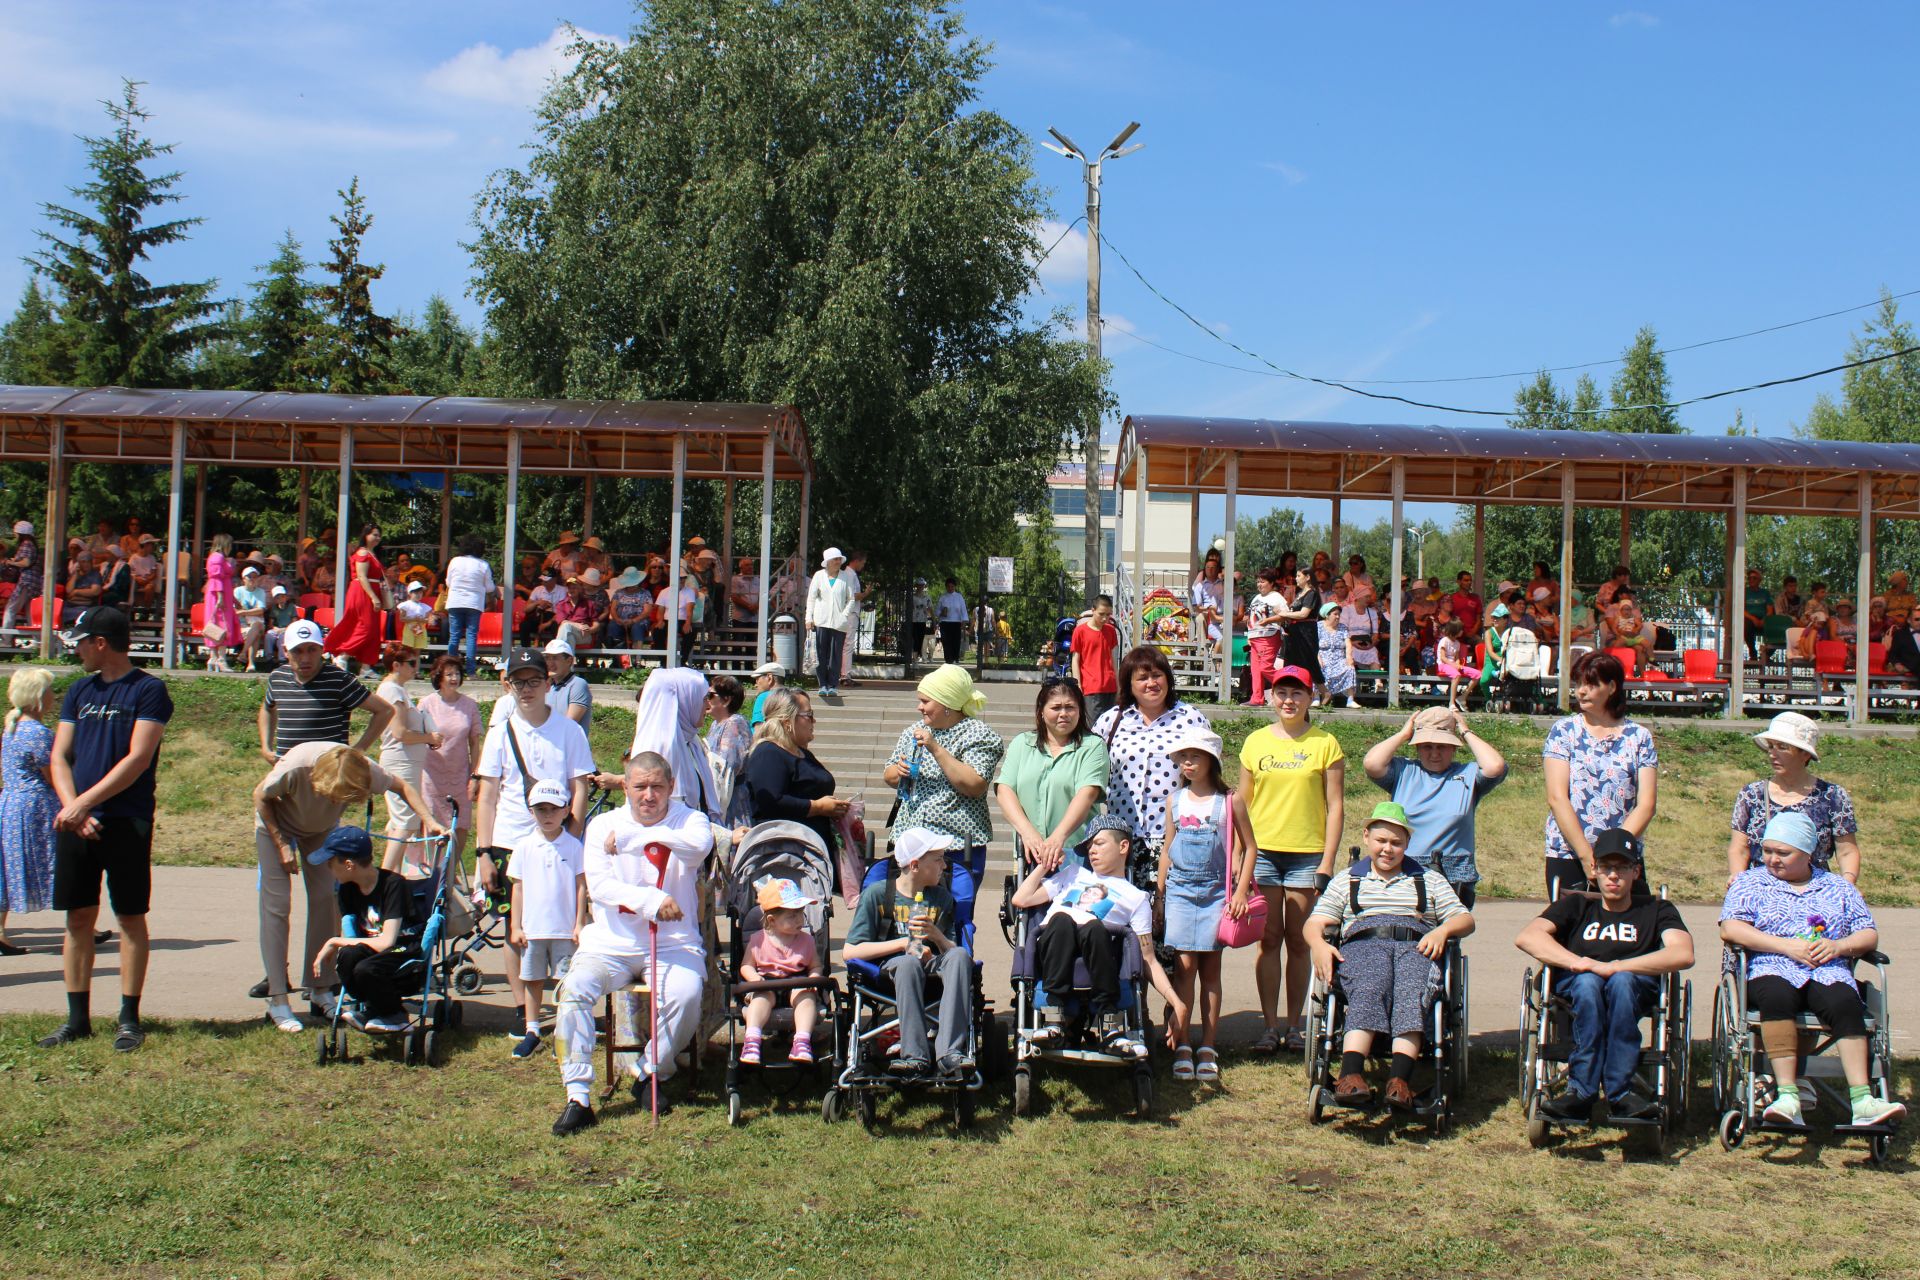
[
  {"x1": 0, "y1": 1015, "x2": 1913, "y2": 1279},
  {"x1": 32, "y1": 672, "x2": 1920, "y2": 904}
]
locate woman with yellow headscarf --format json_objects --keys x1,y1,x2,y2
[{"x1": 882, "y1": 665, "x2": 1005, "y2": 894}]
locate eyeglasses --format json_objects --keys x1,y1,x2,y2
[{"x1": 508, "y1": 677, "x2": 545, "y2": 692}]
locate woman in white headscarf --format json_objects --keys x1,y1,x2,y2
[{"x1": 629, "y1": 667, "x2": 723, "y2": 823}]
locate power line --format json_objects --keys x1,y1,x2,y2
[{"x1": 1095, "y1": 230, "x2": 1920, "y2": 419}]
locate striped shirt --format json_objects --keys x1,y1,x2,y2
[
  {"x1": 1310, "y1": 865, "x2": 1466, "y2": 932},
  {"x1": 265, "y1": 664, "x2": 371, "y2": 757}
]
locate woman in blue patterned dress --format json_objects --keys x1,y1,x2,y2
[
  {"x1": 1542, "y1": 651, "x2": 1658, "y2": 897},
  {"x1": 1725, "y1": 711, "x2": 1859, "y2": 887},
  {"x1": 0, "y1": 667, "x2": 58, "y2": 954}
]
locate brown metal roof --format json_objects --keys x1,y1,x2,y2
[
  {"x1": 1115, "y1": 415, "x2": 1920, "y2": 518},
  {"x1": 0, "y1": 386, "x2": 810, "y2": 480}
]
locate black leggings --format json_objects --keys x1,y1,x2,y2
[
  {"x1": 1747, "y1": 974, "x2": 1868, "y2": 1039},
  {"x1": 1035, "y1": 915, "x2": 1122, "y2": 1015}
]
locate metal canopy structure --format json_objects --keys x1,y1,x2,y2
[
  {"x1": 0, "y1": 386, "x2": 814, "y2": 668},
  {"x1": 1115, "y1": 415, "x2": 1919, "y2": 724}
]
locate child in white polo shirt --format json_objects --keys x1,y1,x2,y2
[{"x1": 507, "y1": 777, "x2": 588, "y2": 1059}]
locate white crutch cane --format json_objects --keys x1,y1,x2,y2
[{"x1": 643, "y1": 841, "x2": 672, "y2": 1126}]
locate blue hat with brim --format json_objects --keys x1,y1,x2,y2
[{"x1": 307, "y1": 825, "x2": 374, "y2": 866}]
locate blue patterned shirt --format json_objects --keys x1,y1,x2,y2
[
  {"x1": 1540, "y1": 716, "x2": 1657, "y2": 861},
  {"x1": 1720, "y1": 867, "x2": 1875, "y2": 990}
]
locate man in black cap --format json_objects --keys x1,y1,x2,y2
[
  {"x1": 1513, "y1": 828, "x2": 1693, "y2": 1121},
  {"x1": 40, "y1": 607, "x2": 174, "y2": 1052}
]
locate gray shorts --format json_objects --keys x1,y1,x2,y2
[
  {"x1": 1255, "y1": 850, "x2": 1323, "y2": 889},
  {"x1": 519, "y1": 937, "x2": 577, "y2": 983}
]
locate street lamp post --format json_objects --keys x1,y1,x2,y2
[
  {"x1": 1043, "y1": 122, "x2": 1142, "y2": 606},
  {"x1": 1407, "y1": 524, "x2": 1430, "y2": 583}
]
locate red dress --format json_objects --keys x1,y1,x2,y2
[{"x1": 325, "y1": 548, "x2": 386, "y2": 665}]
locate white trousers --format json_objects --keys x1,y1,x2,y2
[{"x1": 555, "y1": 947, "x2": 704, "y2": 1101}]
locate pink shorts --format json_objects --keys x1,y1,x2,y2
[{"x1": 1436, "y1": 662, "x2": 1481, "y2": 680}]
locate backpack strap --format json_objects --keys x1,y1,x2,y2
[{"x1": 1415, "y1": 871, "x2": 1428, "y2": 917}]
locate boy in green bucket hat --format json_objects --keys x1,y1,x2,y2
[{"x1": 1304, "y1": 800, "x2": 1475, "y2": 1111}]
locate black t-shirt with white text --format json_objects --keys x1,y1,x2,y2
[
  {"x1": 1540, "y1": 893, "x2": 1687, "y2": 966},
  {"x1": 338, "y1": 869, "x2": 422, "y2": 948}
]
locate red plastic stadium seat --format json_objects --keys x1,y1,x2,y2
[
  {"x1": 477, "y1": 612, "x2": 504, "y2": 648},
  {"x1": 1607, "y1": 647, "x2": 1641, "y2": 678},
  {"x1": 1868, "y1": 642, "x2": 1889, "y2": 676},
  {"x1": 299, "y1": 592, "x2": 329, "y2": 611},
  {"x1": 52, "y1": 584, "x2": 64, "y2": 599},
  {"x1": 1681, "y1": 648, "x2": 1726, "y2": 685},
  {"x1": 189, "y1": 602, "x2": 207, "y2": 632},
  {"x1": 311, "y1": 607, "x2": 337, "y2": 630},
  {"x1": 1813, "y1": 640, "x2": 1850, "y2": 676}
]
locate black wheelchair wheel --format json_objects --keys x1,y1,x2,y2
[
  {"x1": 1132, "y1": 1069, "x2": 1153, "y2": 1120},
  {"x1": 1870, "y1": 1133, "x2": 1892, "y2": 1166},
  {"x1": 726, "y1": 1090, "x2": 744, "y2": 1127},
  {"x1": 820, "y1": 1089, "x2": 844, "y2": 1125},
  {"x1": 1525, "y1": 1099, "x2": 1552, "y2": 1149},
  {"x1": 331, "y1": 1026, "x2": 347, "y2": 1062},
  {"x1": 1717, "y1": 1109, "x2": 1745, "y2": 1151},
  {"x1": 1012, "y1": 1067, "x2": 1033, "y2": 1116},
  {"x1": 315, "y1": 1030, "x2": 332, "y2": 1067},
  {"x1": 955, "y1": 1087, "x2": 977, "y2": 1131},
  {"x1": 855, "y1": 1089, "x2": 878, "y2": 1131},
  {"x1": 450, "y1": 961, "x2": 483, "y2": 996},
  {"x1": 422, "y1": 1028, "x2": 441, "y2": 1068}
]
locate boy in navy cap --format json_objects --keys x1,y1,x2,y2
[{"x1": 310, "y1": 826, "x2": 423, "y2": 1033}]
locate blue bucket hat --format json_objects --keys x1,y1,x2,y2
[{"x1": 307, "y1": 825, "x2": 375, "y2": 866}]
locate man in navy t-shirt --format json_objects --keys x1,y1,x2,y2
[{"x1": 41, "y1": 607, "x2": 174, "y2": 1053}]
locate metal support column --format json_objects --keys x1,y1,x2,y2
[
  {"x1": 1854, "y1": 473, "x2": 1873, "y2": 724},
  {"x1": 1558, "y1": 471, "x2": 1575, "y2": 711},
  {"x1": 1132, "y1": 444, "x2": 1147, "y2": 643},
  {"x1": 438, "y1": 470, "x2": 453, "y2": 571},
  {"x1": 296, "y1": 467, "x2": 310, "y2": 543},
  {"x1": 665, "y1": 436, "x2": 686, "y2": 668},
  {"x1": 331, "y1": 432, "x2": 352, "y2": 618},
  {"x1": 1329, "y1": 496, "x2": 1342, "y2": 568},
  {"x1": 796, "y1": 465, "x2": 812, "y2": 594},
  {"x1": 1473, "y1": 504, "x2": 1486, "y2": 600},
  {"x1": 161, "y1": 421, "x2": 185, "y2": 669},
  {"x1": 1729, "y1": 470, "x2": 1749, "y2": 719},
  {"x1": 501, "y1": 430, "x2": 520, "y2": 665},
  {"x1": 582, "y1": 474, "x2": 595, "y2": 538},
  {"x1": 1388, "y1": 459, "x2": 1405, "y2": 709},
  {"x1": 1618, "y1": 506, "x2": 1632, "y2": 575},
  {"x1": 38, "y1": 418, "x2": 66, "y2": 660},
  {"x1": 1220, "y1": 453, "x2": 1238, "y2": 704},
  {"x1": 756, "y1": 439, "x2": 775, "y2": 665}
]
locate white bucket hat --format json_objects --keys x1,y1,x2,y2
[
  {"x1": 1163, "y1": 727, "x2": 1223, "y2": 763},
  {"x1": 821, "y1": 546, "x2": 845, "y2": 568},
  {"x1": 1753, "y1": 711, "x2": 1819, "y2": 761}
]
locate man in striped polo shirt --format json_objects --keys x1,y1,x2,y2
[
  {"x1": 257, "y1": 619, "x2": 392, "y2": 761},
  {"x1": 1306, "y1": 801, "x2": 1474, "y2": 1111}
]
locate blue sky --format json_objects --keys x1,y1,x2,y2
[{"x1": 3, "y1": 2, "x2": 1915, "y2": 535}]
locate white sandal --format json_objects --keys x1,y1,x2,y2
[
  {"x1": 1171, "y1": 1045, "x2": 1195, "y2": 1081},
  {"x1": 1195, "y1": 1046, "x2": 1220, "y2": 1082}
]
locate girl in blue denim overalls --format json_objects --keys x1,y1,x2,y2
[{"x1": 1157, "y1": 730, "x2": 1235, "y2": 1083}]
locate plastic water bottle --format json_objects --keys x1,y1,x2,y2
[{"x1": 908, "y1": 889, "x2": 928, "y2": 959}]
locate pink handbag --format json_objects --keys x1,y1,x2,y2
[{"x1": 1214, "y1": 793, "x2": 1268, "y2": 949}]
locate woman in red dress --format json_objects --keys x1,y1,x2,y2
[{"x1": 326, "y1": 524, "x2": 387, "y2": 670}]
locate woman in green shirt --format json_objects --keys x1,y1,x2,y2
[{"x1": 994, "y1": 675, "x2": 1111, "y2": 872}]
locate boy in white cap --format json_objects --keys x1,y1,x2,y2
[
  {"x1": 1010, "y1": 813, "x2": 1153, "y2": 1057},
  {"x1": 844, "y1": 827, "x2": 974, "y2": 1079},
  {"x1": 507, "y1": 777, "x2": 588, "y2": 1059}
]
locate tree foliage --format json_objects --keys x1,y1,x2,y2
[
  {"x1": 27, "y1": 81, "x2": 222, "y2": 386},
  {"x1": 0, "y1": 282, "x2": 62, "y2": 384},
  {"x1": 313, "y1": 178, "x2": 400, "y2": 394},
  {"x1": 468, "y1": 0, "x2": 1107, "y2": 569},
  {"x1": 245, "y1": 232, "x2": 327, "y2": 392}
]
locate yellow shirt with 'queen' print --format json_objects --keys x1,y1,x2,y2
[{"x1": 1239, "y1": 724, "x2": 1344, "y2": 853}]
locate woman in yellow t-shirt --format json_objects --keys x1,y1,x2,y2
[{"x1": 1233, "y1": 663, "x2": 1345, "y2": 1053}]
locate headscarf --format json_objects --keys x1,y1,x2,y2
[
  {"x1": 917, "y1": 664, "x2": 986, "y2": 718},
  {"x1": 630, "y1": 667, "x2": 722, "y2": 821},
  {"x1": 1760, "y1": 811, "x2": 1818, "y2": 857}
]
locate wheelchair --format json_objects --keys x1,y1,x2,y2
[
  {"x1": 828, "y1": 851, "x2": 1004, "y2": 1131},
  {"x1": 1000, "y1": 875, "x2": 1155, "y2": 1119},
  {"x1": 1302, "y1": 859, "x2": 1469, "y2": 1134},
  {"x1": 1711, "y1": 943, "x2": 1898, "y2": 1165},
  {"x1": 1516, "y1": 893, "x2": 1691, "y2": 1155}
]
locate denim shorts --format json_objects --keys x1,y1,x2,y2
[{"x1": 1254, "y1": 850, "x2": 1323, "y2": 889}]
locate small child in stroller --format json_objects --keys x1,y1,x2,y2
[{"x1": 740, "y1": 876, "x2": 826, "y2": 1065}]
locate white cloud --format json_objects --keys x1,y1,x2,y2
[
  {"x1": 1032, "y1": 217, "x2": 1088, "y2": 290},
  {"x1": 424, "y1": 25, "x2": 619, "y2": 108},
  {"x1": 1609, "y1": 11, "x2": 1660, "y2": 28},
  {"x1": 1258, "y1": 159, "x2": 1308, "y2": 185}
]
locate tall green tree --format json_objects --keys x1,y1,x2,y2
[
  {"x1": 28, "y1": 81, "x2": 221, "y2": 386},
  {"x1": 0, "y1": 282, "x2": 64, "y2": 384},
  {"x1": 313, "y1": 178, "x2": 400, "y2": 394},
  {"x1": 1233, "y1": 506, "x2": 1311, "y2": 577},
  {"x1": 246, "y1": 231, "x2": 326, "y2": 392},
  {"x1": 392, "y1": 294, "x2": 479, "y2": 396},
  {"x1": 1608, "y1": 326, "x2": 1680, "y2": 434},
  {"x1": 468, "y1": 0, "x2": 1107, "y2": 569}
]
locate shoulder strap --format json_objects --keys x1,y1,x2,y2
[
  {"x1": 1415, "y1": 872, "x2": 1428, "y2": 916},
  {"x1": 503, "y1": 719, "x2": 536, "y2": 804},
  {"x1": 1349, "y1": 874, "x2": 1361, "y2": 914}
]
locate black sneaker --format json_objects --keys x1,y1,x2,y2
[
  {"x1": 511, "y1": 1030, "x2": 542, "y2": 1059},
  {"x1": 247, "y1": 976, "x2": 272, "y2": 1000},
  {"x1": 37, "y1": 1023, "x2": 91, "y2": 1048},
  {"x1": 1539, "y1": 1092, "x2": 1596, "y2": 1123},
  {"x1": 112, "y1": 1021, "x2": 145, "y2": 1053},
  {"x1": 1609, "y1": 1090, "x2": 1660, "y2": 1121},
  {"x1": 937, "y1": 1052, "x2": 975, "y2": 1079},
  {"x1": 551, "y1": 1101, "x2": 597, "y2": 1136},
  {"x1": 890, "y1": 1057, "x2": 932, "y2": 1078},
  {"x1": 629, "y1": 1072, "x2": 675, "y2": 1116}
]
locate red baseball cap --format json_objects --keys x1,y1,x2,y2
[{"x1": 1272, "y1": 664, "x2": 1313, "y2": 689}]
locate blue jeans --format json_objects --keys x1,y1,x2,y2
[
  {"x1": 445, "y1": 607, "x2": 480, "y2": 675},
  {"x1": 1563, "y1": 970, "x2": 1658, "y2": 1101}
]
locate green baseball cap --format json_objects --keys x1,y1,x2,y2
[{"x1": 1365, "y1": 801, "x2": 1412, "y2": 836}]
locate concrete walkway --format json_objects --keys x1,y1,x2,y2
[{"x1": 2, "y1": 866, "x2": 1913, "y2": 1055}]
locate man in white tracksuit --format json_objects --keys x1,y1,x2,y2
[{"x1": 551, "y1": 750, "x2": 712, "y2": 1136}]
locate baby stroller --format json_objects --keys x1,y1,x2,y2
[
  {"x1": 1303, "y1": 848, "x2": 1469, "y2": 1133},
  {"x1": 1487, "y1": 625, "x2": 1550, "y2": 714},
  {"x1": 721, "y1": 821, "x2": 844, "y2": 1126},
  {"x1": 999, "y1": 865, "x2": 1156, "y2": 1119},
  {"x1": 829, "y1": 853, "x2": 1004, "y2": 1131},
  {"x1": 1048, "y1": 617, "x2": 1078, "y2": 678},
  {"x1": 1517, "y1": 884, "x2": 1692, "y2": 1155},
  {"x1": 315, "y1": 827, "x2": 463, "y2": 1068}
]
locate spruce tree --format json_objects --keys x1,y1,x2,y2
[
  {"x1": 29, "y1": 80, "x2": 220, "y2": 386},
  {"x1": 313, "y1": 178, "x2": 400, "y2": 394},
  {"x1": 247, "y1": 231, "x2": 326, "y2": 391},
  {"x1": 0, "y1": 281, "x2": 66, "y2": 384}
]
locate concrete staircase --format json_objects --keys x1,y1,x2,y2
[{"x1": 806, "y1": 682, "x2": 1038, "y2": 881}]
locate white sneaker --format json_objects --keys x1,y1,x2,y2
[
  {"x1": 266, "y1": 1003, "x2": 304, "y2": 1033},
  {"x1": 1851, "y1": 1096, "x2": 1907, "y2": 1127},
  {"x1": 1762, "y1": 1093, "x2": 1802, "y2": 1124},
  {"x1": 1344, "y1": 697, "x2": 1361, "y2": 708}
]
